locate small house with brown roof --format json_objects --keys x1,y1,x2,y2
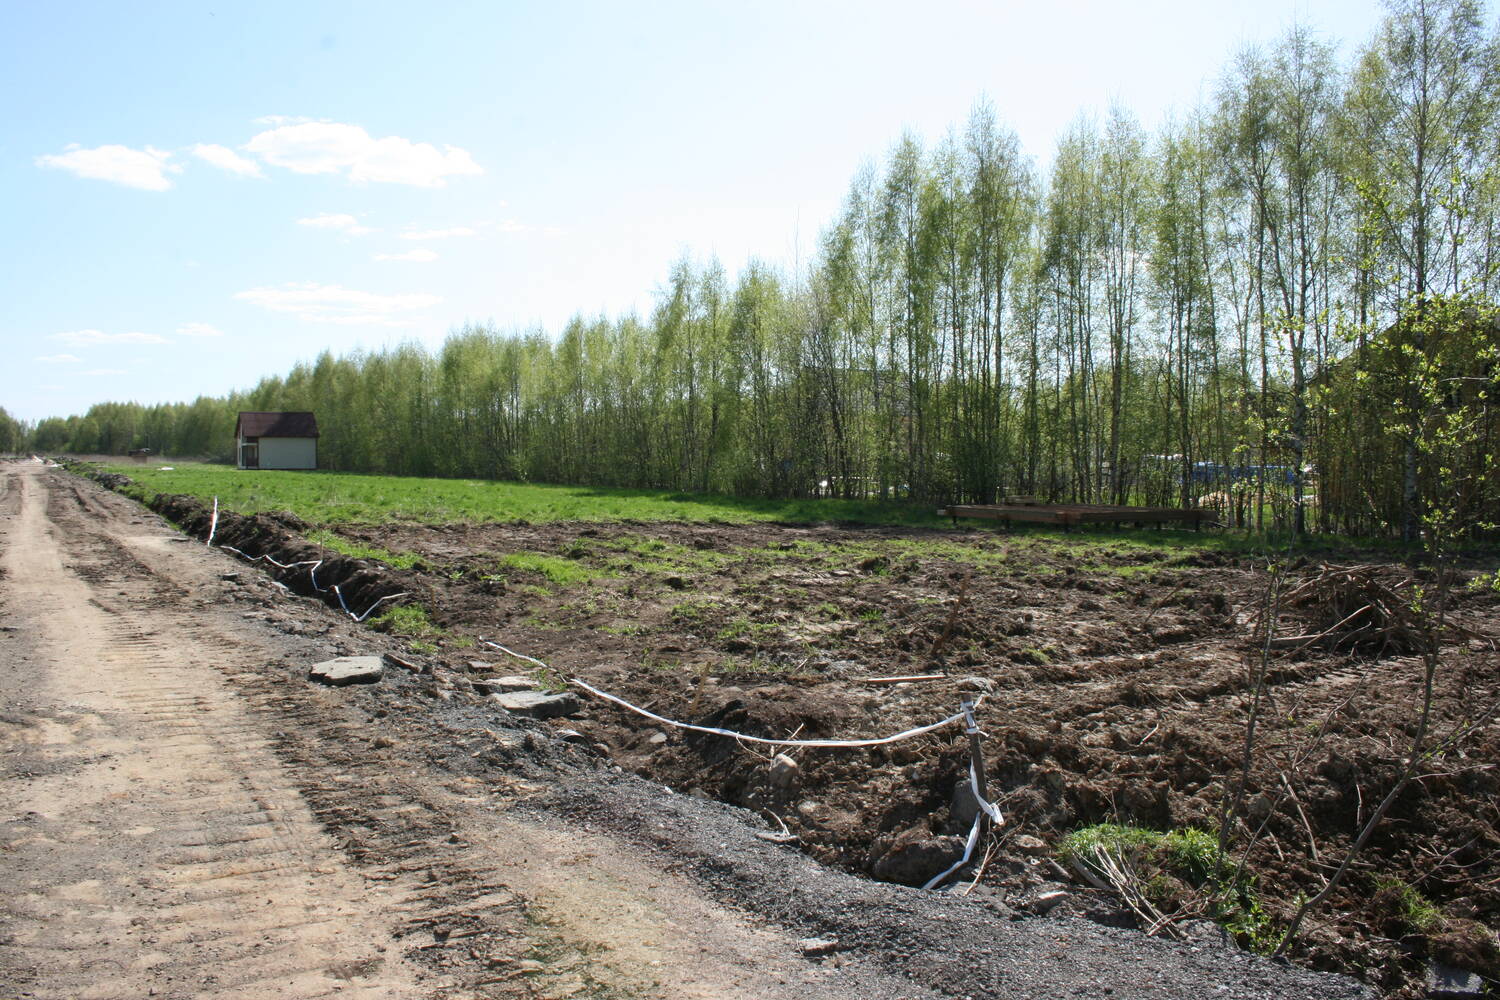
[{"x1": 235, "y1": 412, "x2": 319, "y2": 470}]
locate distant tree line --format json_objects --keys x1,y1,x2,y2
[{"x1": 23, "y1": 0, "x2": 1500, "y2": 538}]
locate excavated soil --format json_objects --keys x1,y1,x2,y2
[{"x1": 96, "y1": 473, "x2": 1500, "y2": 997}]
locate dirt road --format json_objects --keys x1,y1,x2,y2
[{"x1": 0, "y1": 462, "x2": 1372, "y2": 999}]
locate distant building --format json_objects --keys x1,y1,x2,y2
[{"x1": 235, "y1": 412, "x2": 319, "y2": 470}]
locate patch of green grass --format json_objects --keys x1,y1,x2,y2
[
  {"x1": 100, "y1": 462, "x2": 939, "y2": 527},
  {"x1": 599, "y1": 623, "x2": 646, "y2": 636},
  {"x1": 602, "y1": 535, "x2": 737, "y2": 575},
  {"x1": 1059, "y1": 823, "x2": 1218, "y2": 885},
  {"x1": 715, "y1": 616, "x2": 777, "y2": 641},
  {"x1": 370, "y1": 603, "x2": 441, "y2": 639},
  {"x1": 669, "y1": 598, "x2": 723, "y2": 622},
  {"x1": 496, "y1": 552, "x2": 611, "y2": 587},
  {"x1": 92, "y1": 462, "x2": 1440, "y2": 566},
  {"x1": 305, "y1": 528, "x2": 420, "y2": 569}
]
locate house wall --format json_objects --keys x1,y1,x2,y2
[{"x1": 257, "y1": 437, "x2": 317, "y2": 470}]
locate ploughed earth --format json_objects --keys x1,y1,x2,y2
[{"x1": 122, "y1": 476, "x2": 1500, "y2": 998}]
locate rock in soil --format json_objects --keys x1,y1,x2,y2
[
  {"x1": 491, "y1": 690, "x2": 583, "y2": 719},
  {"x1": 308, "y1": 655, "x2": 384, "y2": 686},
  {"x1": 952, "y1": 777, "x2": 981, "y2": 826},
  {"x1": 869, "y1": 827, "x2": 966, "y2": 886},
  {"x1": 799, "y1": 936, "x2": 839, "y2": 957},
  {"x1": 1012, "y1": 833, "x2": 1049, "y2": 855},
  {"x1": 472, "y1": 675, "x2": 537, "y2": 694},
  {"x1": 769, "y1": 753, "x2": 801, "y2": 791},
  {"x1": 1427, "y1": 960, "x2": 1485, "y2": 998}
]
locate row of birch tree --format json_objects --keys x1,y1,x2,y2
[{"x1": 30, "y1": 0, "x2": 1500, "y2": 537}]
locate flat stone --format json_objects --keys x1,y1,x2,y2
[
  {"x1": 647, "y1": 731, "x2": 669, "y2": 745},
  {"x1": 1031, "y1": 889, "x2": 1070, "y2": 913},
  {"x1": 798, "y1": 936, "x2": 838, "y2": 957},
  {"x1": 1428, "y1": 961, "x2": 1485, "y2": 998},
  {"x1": 308, "y1": 655, "x2": 384, "y2": 686},
  {"x1": 491, "y1": 690, "x2": 582, "y2": 719},
  {"x1": 1013, "y1": 834, "x2": 1049, "y2": 855},
  {"x1": 756, "y1": 830, "x2": 798, "y2": 844},
  {"x1": 471, "y1": 675, "x2": 536, "y2": 694},
  {"x1": 768, "y1": 753, "x2": 800, "y2": 791}
]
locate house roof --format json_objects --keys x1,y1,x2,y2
[{"x1": 236, "y1": 411, "x2": 320, "y2": 438}]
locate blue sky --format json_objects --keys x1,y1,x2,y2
[{"x1": 2, "y1": 0, "x2": 1389, "y2": 424}]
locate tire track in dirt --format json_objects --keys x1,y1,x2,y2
[{"x1": 0, "y1": 466, "x2": 433, "y2": 999}]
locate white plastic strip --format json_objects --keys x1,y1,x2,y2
[
  {"x1": 970, "y1": 759, "x2": 1004, "y2": 824},
  {"x1": 481, "y1": 640, "x2": 551, "y2": 670},
  {"x1": 216, "y1": 543, "x2": 403, "y2": 623},
  {"x1": 923, "y1": 759, "x2": 1005, "y2": 890},
  {"x1": 206, "y1": 496, "x2": 219, "y2": 548},
  {"x1": 569, "y1": 676, "x2": 966, "y2": 748},
  {"x1": 333, "y1": 585, "x2": 409, "y2": 623}
]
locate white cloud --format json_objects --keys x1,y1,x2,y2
[
  {"x1": 35, "y1": 144, "x2": 180, "y2": 191},
  {"x1": 253, "y1": 114, "x2": 316, "y2": 127},
  {"x1": 35, "y1": 353, "x2": 81, "y2": 363},
  {"x1": 176, "y1": 322, "x2": 225, "y2": 337},
  {"x1": 234, "y1": 282, "x2": 441, "y2": 326},
  {"x1": 374, "y1": 248, "x2": 438, "y2": 262},
  {"x1": 497, "y1": 219, "x2": 530, "y2": 233},
  {"x1": 296, "y1": 212, "x2": 375, "y2": 235},
  {"x1": 54, "y1": 329, "x2": 169, "y2": 346},
  {"x1": 83, "y1": 368, "x2": 128, "y2": 376},
  {"x1": 401, "y1": 226, "x2": 477, "y2": 240},
  {"x1": 191, "y1": 143, "x2": 263, "y2": 178},
  {"x1": 244, "y1": 121, "x2": 483, "y2": 187}
]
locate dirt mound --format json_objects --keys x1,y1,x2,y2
[
  {"x1": 330, "y1": 517, "x2": 1498, "y2": 998},
  {"x1": 90, "y1": 471, "x2": 423, "y2": 620}
]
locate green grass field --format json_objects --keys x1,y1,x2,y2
[
  {"x1": 101, "y1": 462, "x2": 943, "y2": 527},
  {"x1": 94, "y1": 461, "x2": 1345, "y2": 559}
]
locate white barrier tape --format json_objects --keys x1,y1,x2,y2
[
  {"x1": 216, "y1": 542, "x2": 403, "y2": 623},
  {"x1": 206, "y1": 496, "x2": 219, "y2": 548},
  {"x1": 333, "y1": 585, "x2": 409, "y2": 623},
  {"x1": 569, "y1": 676, "x2": 966, "y2": 749},
  {"x1": 924, "y1": 760, "x2": 1004, "y2": 889},
  {"x1": 970, "y1": 760, "x2": 1004, "y2": 824},
  {"x1": 924, "y1": 812, "x2": 985, "y2": 890},
  {"x1": 481, "y1": 640, "x2": 552, "y2": 671},
  {"x1": 452, "y1": 635, "x2": 1003, "y2": 889}
]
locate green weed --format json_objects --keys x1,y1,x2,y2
[
  {"x1": 1374, "y1": 877, "x2": 1442, "y2": 933},
  {"x1": 371, "y1": 604, "x2": 440, "y2": 638},
  {"x1": 1059, "y1": 823, "x2": 1277, "y2": 952}
]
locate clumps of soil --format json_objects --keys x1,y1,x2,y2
[
  {"x1": 80, "y1": 469, "x2": 1500, "y2": 997},
  {"x1": 357, "y1": 517, "x2": 1500, "y2": 999}
]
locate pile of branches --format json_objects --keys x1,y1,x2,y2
[{"x1": 1256, "y1": 565, "x2": 1490, "y2": 656}]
